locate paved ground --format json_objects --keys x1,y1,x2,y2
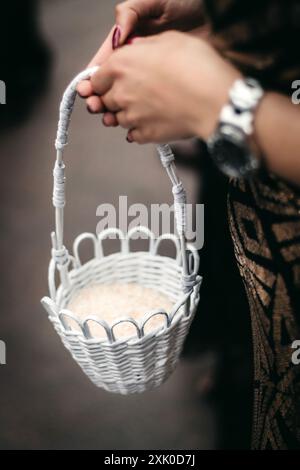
[{"x1": 0, "y1": 0, "x2": 216, "y2": 449}]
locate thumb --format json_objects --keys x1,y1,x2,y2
[
  {"x1": 115, "y1": 0, "x2": 159, "y2": 45},
  {"x1": 115, "y1": 3, "x2": 139, "y2": 44}
]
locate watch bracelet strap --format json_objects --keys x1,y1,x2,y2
[{"x1": 207, "y1": 77, "x2": 265, "y2": 178}]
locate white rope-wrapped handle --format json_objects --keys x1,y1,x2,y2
[
  {"x1": 157, "y1": 145, "x2": 187, "y2": 234},
  {"x1": 157, "y1": 144, "x2": 194, "y2": 295},
  {"x1": 55, "y1": 66, "x2": 99, "y2": 152},
  {"x1": 52, "y1": 67, "x2": 195, "y2": 296},
  {"x1": 52, "y1": 67, "x2": 99, "y2": 284}
]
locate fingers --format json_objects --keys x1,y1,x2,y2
[
  {"x1": 115, "y1": 111, "x2": 134, "y2": 129},
  {"x1": 77, "y1": 79, "x2": 93, "y2": 98},
  {"x1": 127, "y1": 128, "x2": 145, "y2": 144},
  {"x1": 103, "y1": 112, "x2": 119, "y2": 127},
  {"x1": 127, "y1": 126, "x2": 161, "y2": 144},
  {"x1": 86, "y1": 95, "x2": 105, "y2": 114}
]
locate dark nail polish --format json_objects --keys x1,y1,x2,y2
[{"x1": 112, "y1": 26, "x2": 121, "y2": 50}]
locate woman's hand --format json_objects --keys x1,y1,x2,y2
[
  {"x1": 77, "y1": 0, "x2": 205, "y2": 121},
  {"x1": 90, "y1": 31, "x2": 241, "y2": 143}
]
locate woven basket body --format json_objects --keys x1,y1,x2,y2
[
  {"x1": 41, "y1": 67, "x2": 202, "y2": 394},
  {"x1": 42, "y1": 228, "x2": 201, "y2": 394}
]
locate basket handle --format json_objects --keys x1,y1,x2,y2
[{"x1": 52, "y1": 67, "x2": 196, "y2": 299}]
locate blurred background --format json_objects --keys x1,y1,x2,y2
[{"x1": 0, "y1": 0, "x2": 252, "y2": 450}]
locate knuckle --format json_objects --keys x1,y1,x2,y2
[
  {"x1": 126, "y1": 111, "x2": 136, "y2": 125},
  {"x1": 122, "y1": 109, "x2": 131, "y2": 121},
  {"x1": 118, "y1": 112, "x2": 128, "y2": 127},
  {"x1": 103, "y1": 93, "x2": 114, "y2": 109},
  {"x1": 113, "y1": 90, "x2": 124, "y2": 108},
  {"x1": 115, "y1": 87, "x2": 130, "y2": 108}
]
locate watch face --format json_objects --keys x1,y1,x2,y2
[{"x1": 208, "y1": 129, "x2": 259, "y2": 178}]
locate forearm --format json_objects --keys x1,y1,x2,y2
[{"x1": 254, "y1": 92, "x2": 300, "y2": 186}]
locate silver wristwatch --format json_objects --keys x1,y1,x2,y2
[{"x1": 207, "y1": 77, "x2": 264, "y2": 178}]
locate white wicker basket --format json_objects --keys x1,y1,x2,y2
[{"x1": 41, "y1": 68, "x2": 202, "y2": 394}]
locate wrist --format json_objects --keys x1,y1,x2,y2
[{"x1": 192, "y1": 69, "x2": 242, "y2": 140}]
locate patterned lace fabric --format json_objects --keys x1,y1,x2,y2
[
  {"x1": 202, "y1": 0, "x2": 300, "y2": 449},
  {"x1": 228, "y1": 173, "x2": 300, "y2": 449}
]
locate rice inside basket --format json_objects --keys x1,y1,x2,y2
[{"x1": 67, "y1": 283, "x2": 175, "y2": 339}]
